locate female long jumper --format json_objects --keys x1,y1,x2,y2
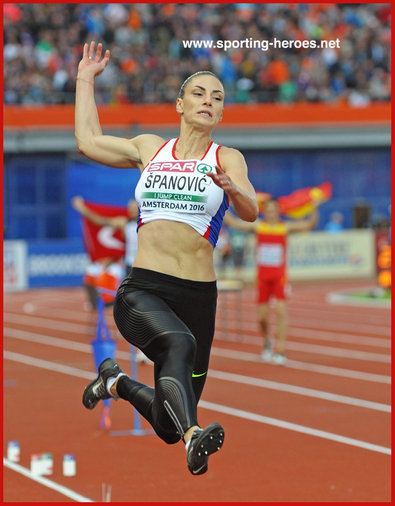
[{"x1": 76, "y1": 41, "x2": 258, "y2": 475}]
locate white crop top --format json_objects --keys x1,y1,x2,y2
[{"x1": 135, "y1": 138, "x2": 229, "y2": 247}]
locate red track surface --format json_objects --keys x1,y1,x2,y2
[{"x1": 3, "y1": 280, "x2": 391, "y2": 502}]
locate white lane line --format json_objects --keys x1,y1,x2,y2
[
  {"x1": 3, "y1": 458, "x2": 94, "y2": 502},
  {"x1": 289, "y1": 294, "x2": 390, "y2": 310},
  {"x1": 10, "y1": 297, "x2": 391, "y2": 329},
  {"x1": 327, "y1": 292, "x2": 391, "y2": 308},
  {"x1": 286, "y1": 318, "x2": 390, "y2": 337},
  {"x1": 199, "y1": 401, "x2": 391, "y2": 456},
  {"x1": 4, "y1": 352, "x2": 390, "y2": 457},
  {"x1": 4, "y1": 328, "x2": 133, "y2": 361},
  {"x1": 218, "y1": 326, "x2": 392, "y2": 363},
  {"x1": 3, "y1": 348, "x2": 390, "y2": 419},
  {"x1": 215, "y1": 309, "x2": 391, "y2": 336},
  {"x1": 7, "y1": 306, "x2": 391, "y2": 351},
  {"x1": 4, "y1": 313, "x2": 90, "y2": 334},
  {"x1": 212, "y1": 347, "x2": 390, "y2": 384},
  {"x1": 216, "y1": 310, "x2": 391, "y2": 342},
  {"x1": 5, "y1": 327, "x2": 91, "y2": 352},
  {"x1": 287, "y1": 327, "x2": 391, "y2": 348},
  {"x1": 6, "y1": 286, "x2": 390, "y2": 319},
  {"x1": 216, "y1": 322, "x2": 391, "y2": 349},
  {"x1": 217, "y1": 311, "x2": 391, "y2": 336},
  {"x1": 5, "y1": 327, "x2": 391, "y2": 387},
  {"x1": 208, "y1": 370, "x2": 390, "y2": 413},
  {"x1": 4, "y1": 351, "x2": 96, "y2": 380},
  {"x1": 288, "y1": 305, "x2": 391, "y2": 327},
  {"x1": 6, "y1": 294, "x2": 392, "y2": 335},
  {"x1": 216, "y1": 329, "x2": 391, "y2": 363},
  {"x1": 4, "y1": 292, "x2": 81, "y2": 306},
  {"x1": 219, "y1": 297, "x2": 391, "y2": 320},
  {"x1": 285, "y1": 342, "x2": 391, "y2": 363},
  {"x1": 4, "y1": 309, "x2": 392, "y2": 357},
  {"x1": 4, "y1": 338, "x2": 389, "y2": 413},
  {"x1": 283, "y1": 359, "x2": 390, "y2": 385}
]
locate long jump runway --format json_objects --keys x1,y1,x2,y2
[{"x1": 3, "y1": 280, "x2": 391, "y2": 502}]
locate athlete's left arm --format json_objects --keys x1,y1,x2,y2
[{"x1": 208, "y1": 147, "x2": 258, "y2": 222}]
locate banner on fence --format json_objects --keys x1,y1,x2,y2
[
  {"x1": 3, "y1": 240, "x2": 28, "y2": 291},
  {"x1": 288, "y1": 230, "x2": 375, "y2": 280}
]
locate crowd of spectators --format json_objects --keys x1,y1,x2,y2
[{"x1": 4, "y1": 3, "x2": 391, "y2": 105}]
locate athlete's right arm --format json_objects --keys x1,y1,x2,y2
[{"x1": 75, "y1": 41, "x2": 163, "y2": 168}]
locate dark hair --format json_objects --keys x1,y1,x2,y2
[{"x1": 178, "y1": 71, "x2": 223, "y2": 98}]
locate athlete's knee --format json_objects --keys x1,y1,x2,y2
[
  {"x1": 155, "y1": 427, "x2": 181, "y2": 445},
  {"x1": 276, "y1": 300, "x2": 287, "y2": 318},
  {"x1": 153, "y1": 331, "x2": 197, "y2": 366},
  {"x1": 258, "y1": 304, "x2": 269, "y2": 324},
  {"x1": 258, "y1": 314, "x2": 268, "y2": 326},
  {"x1": 171, "y1": 332, "x2": 197, "y2": 362}
]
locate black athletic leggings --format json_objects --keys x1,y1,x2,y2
[{"x1": 113, "y1": 267, "x2": 217, "y2": 444}]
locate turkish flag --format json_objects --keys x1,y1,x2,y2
[{"x1": 81, "y1": 201, "x2": 129, "y2": 262}]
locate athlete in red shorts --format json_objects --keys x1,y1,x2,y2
[{"x1": 225, "y1": 198, "x2": 318, "y2": 365}]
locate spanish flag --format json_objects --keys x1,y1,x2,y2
[{"x1": 277, "y1": 182, "x2": 332, "y2": 219}]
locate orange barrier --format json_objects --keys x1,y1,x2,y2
[{"x1": 4, "y1": 102, "x2": 390, "y2": 129}]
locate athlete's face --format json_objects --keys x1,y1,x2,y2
[
  {"x1": 176, "y1": 75, "x2": 225, "y2": 129},
  {"x1": 264, "y1": 201, "x2": 280, "y2": 222}
]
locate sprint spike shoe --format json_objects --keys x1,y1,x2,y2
[
  {"x1": 187, "y1": 422, "x2": 225, "y2": 475},
  {"x1": 82, "y1": 358, "x2": 123, "y2": 409}
]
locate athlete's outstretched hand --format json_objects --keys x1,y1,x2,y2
[
  {"x1": 206, "y1": 164, "x2": 236, "y2": 195},
  {"x1": 78, "y1": 41, "x2": 110, "y2": 79},
  {"x1": 71, "y1": 196, "x2": 86, "y2": 212}
]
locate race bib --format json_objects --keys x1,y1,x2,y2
[
  {"x1": 257, "y1": 244, "x2": 284, "y2": 266},
  {"x1": 139, "y1": 160, "x2": 214, "y2": 214}
]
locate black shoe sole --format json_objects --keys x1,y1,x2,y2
[
  {"x1": 82, "y1": 358, "x2": 121, "y2": 410},
  {"x1": 188, "y1": 422, "x2": 225, "y2": 475}
]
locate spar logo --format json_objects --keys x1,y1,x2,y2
[
  {"x1": 148, "y1": 160, "x2": 214, "y2": 173},
  {"x1": 148, "y1": 161, "x2": 197, "y2": 172}
]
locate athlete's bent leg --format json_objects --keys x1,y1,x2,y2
[{"x1": 113, "y1": 288, "x2": 199, "y2": 443}]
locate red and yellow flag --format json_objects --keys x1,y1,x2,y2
[{"x1": 277, "y1": 182, "x2": 332, "y2": 218}]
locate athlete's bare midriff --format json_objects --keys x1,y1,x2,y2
[{"x1": 133, "y1": 220, "x2": 216, "y2": 281}]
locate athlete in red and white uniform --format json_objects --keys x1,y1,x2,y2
[
  {"x1": 75, "y1": 41, "x2": 258, "y2": 475},
  {"x1": 225, "y1": 198, "x2": 318, "y2": 365}
]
